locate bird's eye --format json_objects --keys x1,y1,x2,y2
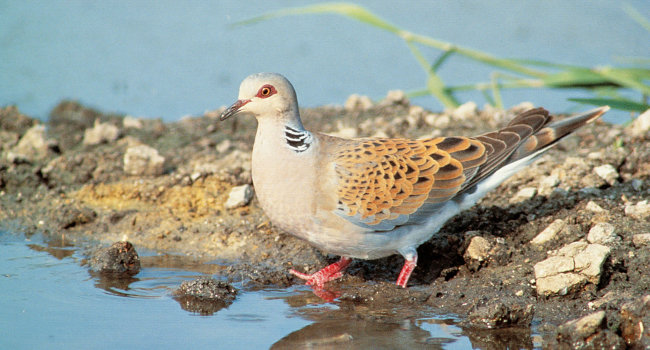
[{"x1": 256, "y1": 84, "x2": 276, "y2": 98}]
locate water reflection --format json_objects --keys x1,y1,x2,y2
[{"x1": 13, "y1": 234, "x2": 537, "y2": 348}]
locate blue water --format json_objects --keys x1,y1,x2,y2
[
  {"x1": 0, "y1": 233, "x2": 474, "y2": 349},
  {"x1": 1, "y1": 1, "x2": 648, "y2": 123}
]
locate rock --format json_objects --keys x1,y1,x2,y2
[
  {"x1": 429, "y1": 114, "x2": 450, "y2": 129},
  {"x1": 216, "y1": 139, "x2": 232, "y2": 154},
  {"x1": 124, "y1": 144, "x2": 165, "y2": 176},
  {"x1": 534, "y1": 256, "x2": 575, "y2": 278},
  {"x1": 587, "y1": 223, "x2": 619, "y2": 245},
  {"x1": 329, "y1": 120, "x2": 357, "y2": 138},
  {"x1": 6, "y1": 124, "x2": 57, "y2": 163},
  {"x1": 593, "y1": 164, "x2": 619, "y2": 185},
  {"x1": 57, "y1": 205, "x2": 97, "y2": 229},
  {"x1": 556, "y1": 311, "x2": 624, "y2": 349},
  {"x1": 344, "y1": 94, "x2": 373, "y2": 111},
  {"x1": 534, "y1": 241, "x2": 610, "y2": 296},
  {"x1": 83, "y1": 119, "x2": 120, "y2": 145},
  {"x1": 123, "y1": 116, "x2": 143, "y2": 129},
  {"x1": 538, "y1": 175, "x2": 560, "y2": 196},
  {"x1": 585, "y1": 200, "x2": 606, "y2": 213},
  {"x1": 632, "y1": 233, "x2": 650, "y2": 247},
  {"x1": 509, "y1": 187, "x2": 537, "y2": 203},
  {"x1": 225, "y1": 184, "x2": 253, "y2": 209},
  {"x1": 624, "y1": 200, "x2": 650, "y2": 220},
  {"x1": 535, "y1": 273, "x2": 587, "y2": 296},
  {"x1": 0, "y1": 105, "x2": 37, "y2": 134},
  {"x1": 89, "y1": 241, "x2": 141, "y2": 275},
  {"x1": 467, "y1": 301, "x2": 534, "y2": 328},
  {"x1": 381, "y1": 90, "x2": 409, "y2": 106},
  {"x1": 627, "y1": 108, "x2": 650, "y2": 137},
  {"x1": 531, "y1": 219, "x2": 566, "y2": 245},
  {"x1": 620, "y1": 295, "x2": 650, "y2": 348},
  {"x1": 451, "y1": 101, "x2": 477, "y2": 120},
  {"x1": 630, "y1": 178, "x2": 643, "y2": 192},
  {"x1": 173, "y1": 276, "x2": 238, "y2": 315},
  {"x1": 464, "y1": 235, "x2": 491, "y2": 262},
  {"x1": 573, "y1": 243, "x2": 611, "y2": 283}
]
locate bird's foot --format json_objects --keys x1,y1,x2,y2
[
  {"x1": 290, "y1": 257, "x2": 352, "y2": 288},
  {"x1": 396, "y1": 253, "x2": 418, "y2": 288}
]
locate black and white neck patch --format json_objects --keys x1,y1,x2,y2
[{"x1": 284, "y1": 125, "x2": 312, "y2": 153}]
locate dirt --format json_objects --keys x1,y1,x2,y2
[{"x1": 1, "y1": 100, "x2": 648, "y2": 348}]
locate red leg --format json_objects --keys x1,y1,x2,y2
[
  {"x1": 396, "y1": 252, "x2": 418, "y2": 288},
  {"x1": 290, "y1": 257, "x2": 352, "y2": 287}
]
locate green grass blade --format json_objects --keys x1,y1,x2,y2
[
  {"x1": 569, "y1": 97, "x2": 649, "y2": 112},
  {"x1": 234, "y1": 3, "x2": 402, "y2": 34},
  {"x1": 624, "y1": 3, "x2": 650, "y2": 32}
]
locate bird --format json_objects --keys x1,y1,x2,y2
[{"x1": 219, "y1": 72, "x2": 608, "y2": 288}]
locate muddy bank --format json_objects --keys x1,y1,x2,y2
[{"x1": 1, "y1": 98, "x2": 648, "y2": 348}]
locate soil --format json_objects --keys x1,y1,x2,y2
[{"x1": 1, "y1": 99, "x2": 648, "y2": 348}]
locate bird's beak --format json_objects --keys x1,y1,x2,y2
[{"x1": 219, "y1": 99, "x2": 251, "y2": 121}]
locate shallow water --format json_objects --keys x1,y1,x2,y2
[{"x1": 0, "y1": 232, "x2": 491, "y2": 349}]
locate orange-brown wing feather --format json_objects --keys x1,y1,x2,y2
[{"x1": 334, "y1": 136, "x2": 487, "y2": 225}]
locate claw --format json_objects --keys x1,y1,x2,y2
[{"x1": 290, "y1": 257, "x2": 352, "y2": 287}]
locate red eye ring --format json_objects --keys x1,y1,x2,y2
[{"x1": 256, "y1": 84, "x2": 277, "y2": 98}]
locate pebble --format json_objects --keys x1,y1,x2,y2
[
  {"x1": 556, "y1": 311, "x2": 606, "y2": 342},
  {"x1": 123, "y1": 144, "x2": 165, "y2": 176},
  {"x1": 173, "y1": 276, "x2": 237, "y2": 315},
  {"x1": 329, "y1": 120, "x2": 357, "y2": 139},
  {"x1": 83, "y1": 119, "x2": 120, "y2": 145},
  {"x1": 123, "y1": 116, "x2": 143, "y2": 129},
  {"x1": 626, "y1": 108, "x2": 650, "y2": 137},
  {"x1": 382, "y1": 90, "x2": 409, "y2": 106},
  {"x1": 632, "y1": 233, "x2": 650, "y2": 247},
  {"x1": 216, "y1": 139, "x2": 232, "y2": 154},
  {"x1": 430, "y1": 114, "x2": 450, "y2": 129},
  {"x1": 451, "y1": 101, "x2": 477, "y2": 120},
  {"x1": 464, "y1": 236, "x2": 491, "y2": 262},
  {"x1": 538, "y1": 175, "x2": 560, "y2": 196},
  {"x1": 530, "y1": 219, "x2": 566, "y2": 245},
  {"x1": 585, "y1": 200, "x2": 605, "y2": 213},
  {"x1": 6, "y1": 124, "x2": 56, "y2": 163},
  {"x1": 344, "y1": 94, "x2": 373, "y2": 111},
  {"x1": 593, "y1": 164, "x2": 619, "y2": 185},
  {"x1": 89, "y1": 241, "x2": 141, "y2": 275},
  {"x1": 225, "y1": 184, "x2": 254, "y2": 209},
  {"x1": 509, "y1": 187, "x2": 537, "y2": 203},
  {"x1": 587, "y1": 223, "x2": 619, "y2": 245},
  {"x1": 624, "y1": 200, "x2": 650, "y2": 219},
  {"x1": 534, "y1": 241, "x2": 611, "y2": 296}
]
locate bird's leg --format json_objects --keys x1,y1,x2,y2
[
  {"x1": 396, "y1": 248, "x2": 418, "y2": 288},
  {"x1": 290, "y1": 257, "x2": 352, "y2": 287}
]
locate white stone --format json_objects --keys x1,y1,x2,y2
[
  {"x1": 123, "y1": 144, "x2": 165, "y2": 176},
  {"x1": 627, "y1": 108, "x2": 650, "y2": 137},
  {"x1": 531, "y1": 219, "x2": 566, "y2": 245},
  {"x1": 84, "y1": 119, "x2": 120, "y2": 145},
  {"x1": 225, "y1": 184, "x2": 254, "y2": 209},
  {"x1": 573, "y1": 244, "x2": 611, "y2": 283},
  {"x1": 6, "y1": 124, "x2": 55, "y2": 162},
  {"x1": 382, "y1": 90, "x2": 409, "y2": 105},
  {"x1": 344, "y1": 94, "x2": 373, "y2": 111},
  {"x1": 452, "y1": 101, "x2": 477, "y2": 120},
  {"x1": 585, "y1": 201, "x2": 605, "y2": 213},
  {"x1": 535, "y1": 273, "x2": 587, "y2": 296},
  {"x1": 123, "y1": 116, "x2": 143, "y2": 129},
  {"x1": 465, "y1": 236, "x2": 491, "y2": 262},
  {"x1": 534, "y1": 256, "x2": 575, "y2": 278},
  {"x1": 624, "y1": 200, "x2": 650, "y2": 219},
  {"x1": 632, "y1": 233, "x2": 650, "y2": 247},
  {"x1": 593, "y1": 164, "x2": 618, "y2": 185},
  {"x1": 431, "y1": 114, "x2": 450, "y2": 129},
  {"x1": 510, "y1": 187, "x2": 537, "y2": 203},
  {"x1": 587, "y1": 223, "x2": 619, "y2": 245}
]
